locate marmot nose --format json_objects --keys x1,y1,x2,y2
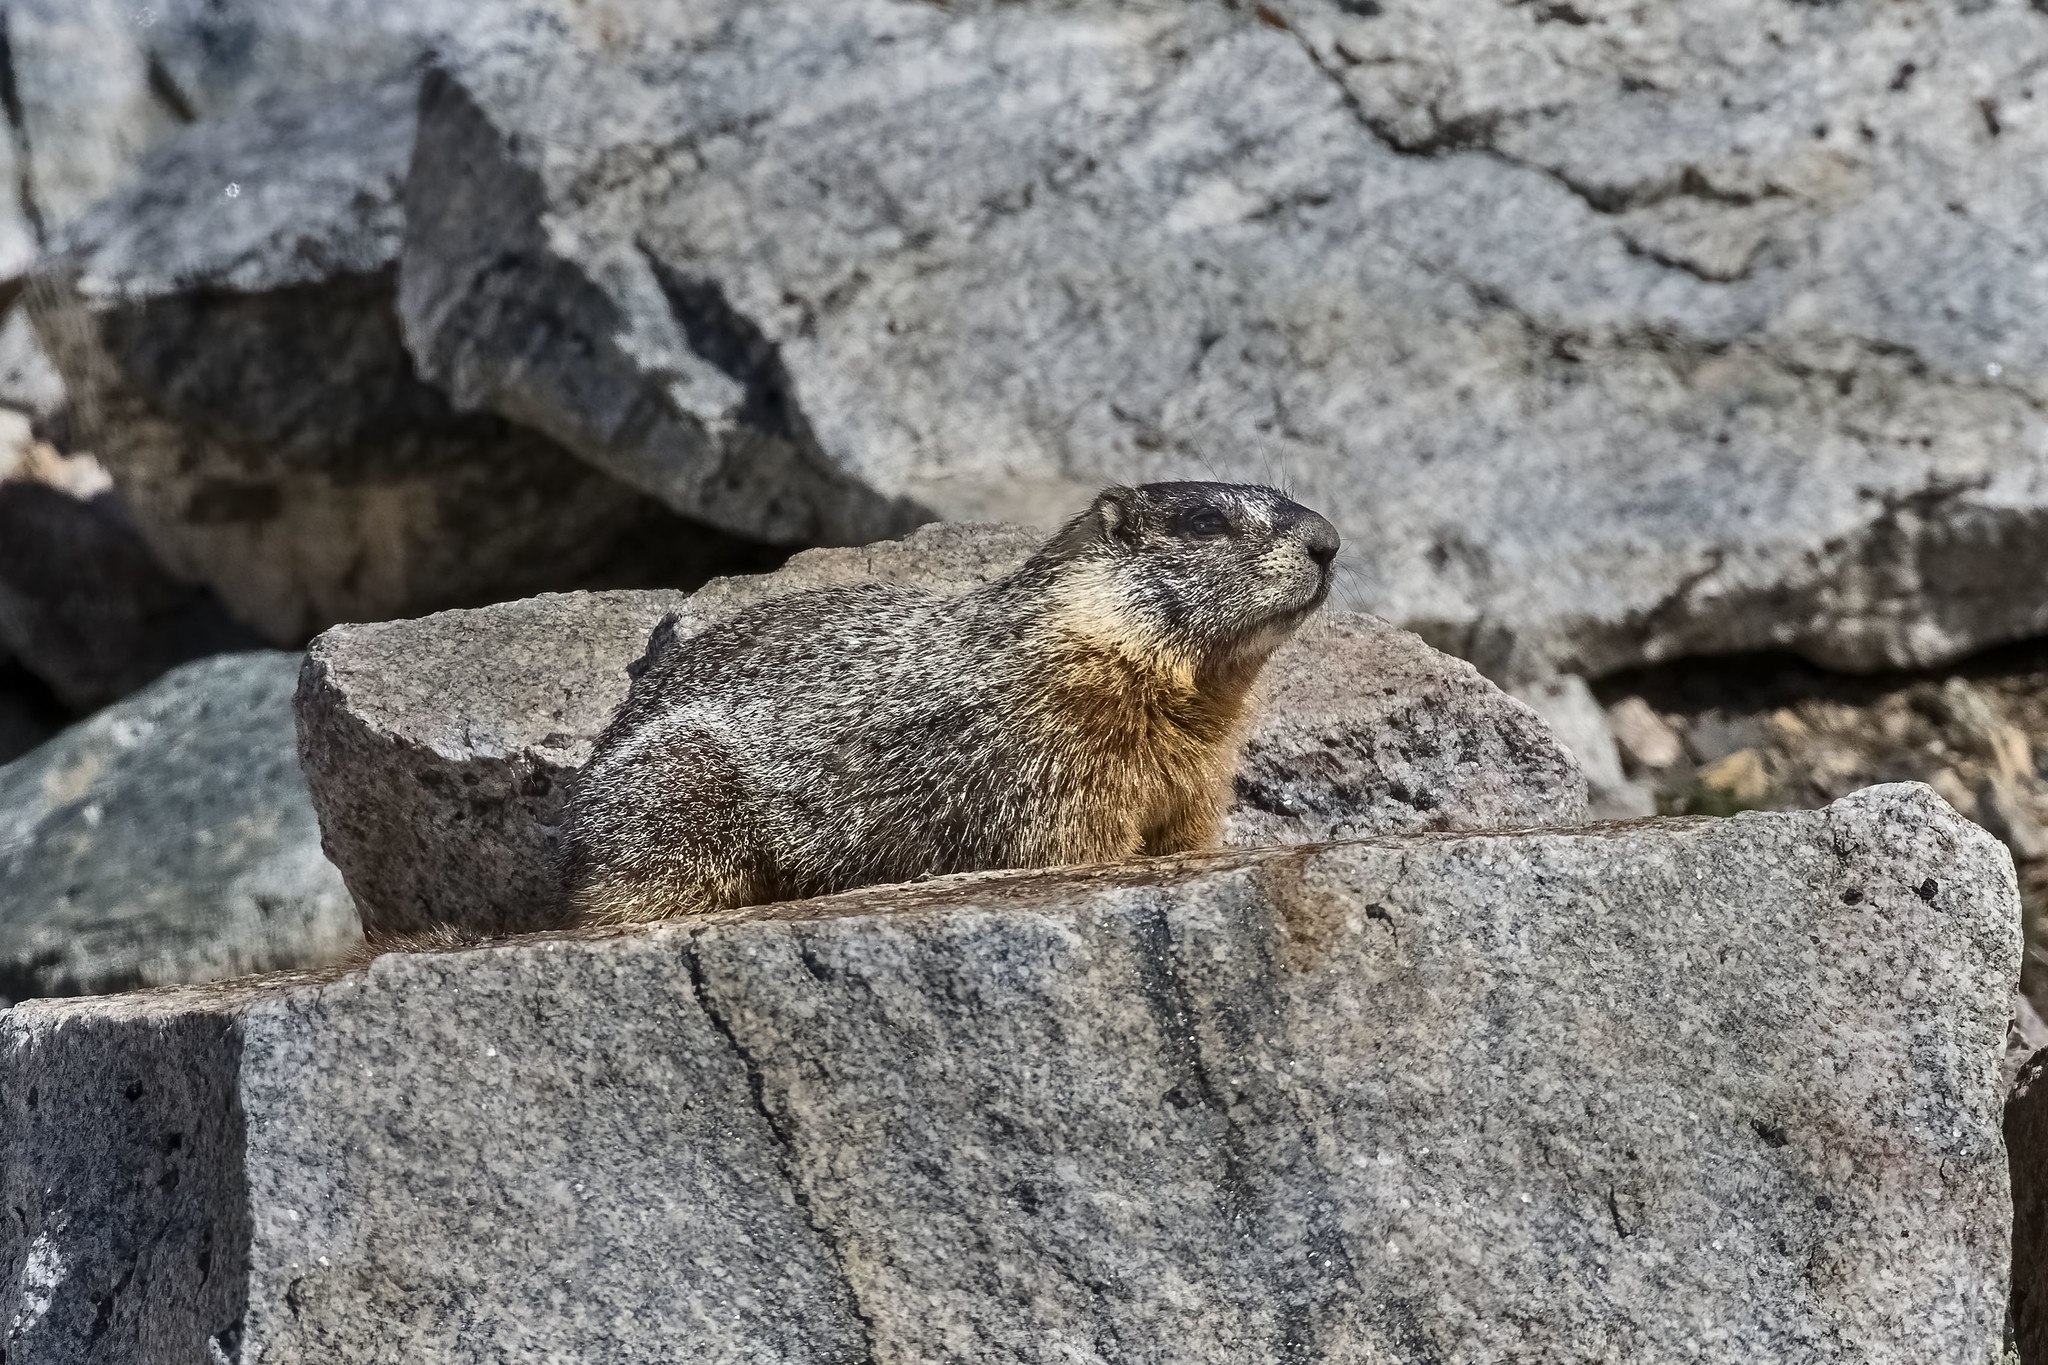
[{"x1": 1301, "y1": 516, "x2": 1340, "y2": 569}]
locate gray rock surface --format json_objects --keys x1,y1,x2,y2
[
  {"x1": 298, "y1": 522, "x2": 1586, "y2": 939},
  {"x1": 403, "y1": 0, "x2": 2048, "y2": 681},
  {"x1": 0, "y1": 0, "x2": 542, "y2": 444},
  {"x1": 31, "y1": 71, "x2": 778, "y2": 644},
  {"x1": 0, "y1": 784, "x2": 2017, "y2": 1363},
  {"x1": 1513, "y1": 674, "x2": 1656, "y2": 819},
  {"x1": 0, "y1": 0, "x2": 527, "y2": 269},
  {"x1": 0, "y1": 0, "x2": 162, "y2": 280},
  {"x1": 0, "y1": 651, "x2": 360, "y2": 1006},
  {"x1": 0, "y1": 0, "x2": 509, "y2": 460}
]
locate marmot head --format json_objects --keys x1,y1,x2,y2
[{"x1": 1036, "y1": 481, "x2": 1340, "y2": 675}]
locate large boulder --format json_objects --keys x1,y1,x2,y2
[
  {"x1": 0, "y1": 0, "x2": 167, "y2": 282},
  {"x1": 402, "y1": 0, "x2": 2048, "y2": 682},
  {"x1": 0, "y1": 651, "x2": 360, "y2": 1005},
  {"x1": 0, "y1": 0, "x2": 524, "y2": 267},
  {"x1": 0, "y1": 784, "x2": 2017, "y2": 1363},
  {"x1": 297, "y1": 522, "x2": 1587, "y2": 940},
  {"x1": 30, "y1": 71, "x2": 780, "y2": 644},
  {"x1": 1512, "y1": 674, "x2": 1656, "y2": 819},
  {"x1": 0, "y1": 0, "x2": 534, "y2": 449}
]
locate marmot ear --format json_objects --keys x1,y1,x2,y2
[
  {"x1": 626, "y1": 612, "x2": 685, "y2": 681},
  {"x1": 1093, "y1": 486, "x2": 1142, "y2": 549},
  {"x1": 1042, "y1": 486, "x2": 1142, "y2": 558}
]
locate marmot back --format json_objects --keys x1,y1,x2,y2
[{"x1": 559, "y1": 482, "x2": 1339, "y2": 925}]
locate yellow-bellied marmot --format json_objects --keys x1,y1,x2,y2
[{"x1": 559, "y1": 482, "x2": 1339, "y2": 924}]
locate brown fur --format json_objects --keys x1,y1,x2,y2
[
  {"x1": 544, "y1": 482, "x2": 1339, "y2": 928},
  {"x1": 1035, "y1": 635, "x2": 1250, "y2": 858},
  {"x1": 339, "y1": 923, "x2": 487, "y2": 968}
]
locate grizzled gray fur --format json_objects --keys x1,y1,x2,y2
[{"x1": 558, "y1": 483, "x2": 1338, "y2": 924}]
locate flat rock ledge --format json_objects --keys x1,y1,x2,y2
[
  {"x1": 0, "y1": 652, "x2": 360, "y2": 1006},
  {"x1": 0, "y1": 785, "x2": 2017, "y2": 1364},
  {"x1": 296, "y1": 522, "x2": 1588, "y2": 940}
]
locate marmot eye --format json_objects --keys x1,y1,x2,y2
[{"x1": 1179, "y1": 508, "x2": 1232, "y2": 539}]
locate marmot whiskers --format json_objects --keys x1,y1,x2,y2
[{"x1": 559, "y1": 482, "x2": 1339, "y2": 924}]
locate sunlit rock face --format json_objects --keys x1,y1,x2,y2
[{"x1": 0, "y1": 784, "x2": 2016, "y2": 1363}]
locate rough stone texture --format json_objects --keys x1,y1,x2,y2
[
  {"x1": 1592, "y1": 646, "x2": 2048, "y2": 1020},
  {"x1": 1513, "y1": 674, "x2": 1655, "y2": 820},
  {"x1": 402, "y1": 1, "x2": 2048, "y2": 682},
  {"x1": 30, "y1": 71, "x2": 779, "y2": 644},
  {"x1": 0, "y1": 651, "x2": 360, "y2": 1006},
  {"x1": 298, "y1": 522, "x2": 1586, "y2": 939},
  {"x1": 0, "y1": 0, "x2": 167, "y2": 281},
  {"x1": 0, "y1": 0, "x2": 528, "y2": 267},
  {"x1": 0, "y1": 784, "x2": 2018, "y2": 1364},
  {"x1": 0, "y1": 0, "x2": 548, "y2": 448}
]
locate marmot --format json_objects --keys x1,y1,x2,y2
[{"x1": 558, "y1": 482, "x2": 1339, "y2": 925}]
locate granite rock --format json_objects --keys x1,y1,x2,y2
[
  {"x1": 297, "y1": 522, "x2": 1586, "y2": 940},
  {"x1": 29, "y1": 72, "x2": 778, "y2": 644},
  {"x1": 0, "y1": 0, "x2": 532, "y2": 268},
  {"x1": 0, "y1": 651, "x2": 360, "y2": 1006},
  {"x1": 0, "y1": 0, "x2": 165, "y2": 281},
  {"x1": 0, "y1": 0, "x2": 534, "y2": 448},
  {"x1": 404, "y1": 0, "x2": 2048, "y2": 680},
  {"x1": 1512, "y1": 674, "x2": 1656, "y2": 819},
  {"x1": 0, "y1": 784, "x2": 2017, "y2": 1363}
]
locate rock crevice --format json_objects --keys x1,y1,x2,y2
[{"x1": 677, "y1": 939, "x2": 883, "y2": 1364}]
